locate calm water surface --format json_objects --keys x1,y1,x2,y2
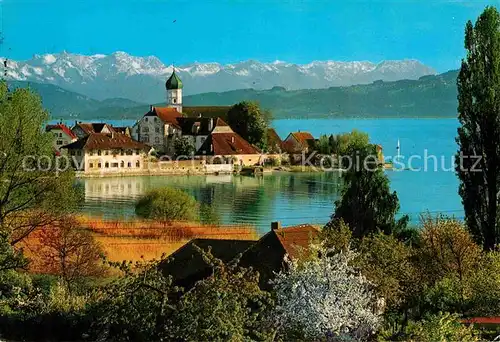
[{"x1": 79, "y1": 118, "x2": 463, "y2": 233}]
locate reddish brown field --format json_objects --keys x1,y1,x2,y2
[{"x1": 21, "y1": 216, "x2": 258, "y2": 272}]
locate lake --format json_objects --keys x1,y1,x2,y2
[{"x1": 79, "y1": 118, "x2": 463, "y2": 234}]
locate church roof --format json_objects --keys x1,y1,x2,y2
[{"x1": 166, "y1": 70, "x2": 183, "y2": 90}]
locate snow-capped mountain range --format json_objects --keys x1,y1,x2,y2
[{"x1": 4, "y1": 51, "x2": 436, "y2": 103}]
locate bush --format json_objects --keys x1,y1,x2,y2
[
  {"x1": 135, "y1": 187, "x2": 199, "y2": 221},
  {"x1": 403, "y1": 312, "x2": 480, "y2": 342}
]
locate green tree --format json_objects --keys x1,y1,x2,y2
[
  {"x1": 315, "y1": 134, "x2": 332, "y2": 154},
  {"x1": 227, "y1": 101, "x2": 268, "y2": 148},
  {"x1": 456, "y1": 6, "x2": 500, "y2": 250},
  {"x1": 173, "y1": 136, "x2": 195, "y2": 157},
  {"x1": 0, "y1": 83, "x2": 81, "y2": 263},
  {"x1": 171, "y1": 249, "x2": 273, "y2": 341},
  {"x1": 330, "y1": 145, "x2": 408, "y2": 238},
  {"x1": 135, "y1": 187, "x2": 199, "y2": 222},
  {"x1": 88, "y1": 257, "x2": 179, "y2": 341},
  {"x1": 336, "y1": 129, "x2": 370, "y2": 155}
]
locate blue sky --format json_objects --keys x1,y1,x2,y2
[{"x1": 1, "y1": 0, "x2": 497, "y2": 72}]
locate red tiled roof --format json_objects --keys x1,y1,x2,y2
[
  {"x1": 461, "y1": 317, "x2": 500, "y2": 325},
  {"x1": 291, "y1": 132, "x2": 315, "y2": 145},
  {"x1": 151, "y1": 107, "x2": 182, "y2": 126},
  {"x1": 62, "y1": 133, "x2": 149, "y2": 151},
  {"x1": 46, "y1": 124, "x2": 77, "y2": 140},
  {"x1": 197, "y1": 131, "x2": 260, "y2": 156},
  {"x1": 272, "y1": 224, "x2": 319, "y2": 259}
]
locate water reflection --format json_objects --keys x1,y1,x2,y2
[{"x1": 78, "y1": 173, "x2": 342, "y2": 234}]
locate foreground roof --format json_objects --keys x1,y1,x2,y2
[
  {"x1": 161, "y1": 238, "x2": 256, "y2": 289},
  {"x1": 62, "y1": 133, "x2": 149, "y2": 150},
  {"x1": 238, "y1": 223, "x2": 320, "y2": 289},
  {"x1": 46, "y1": 123, "x2": 77, "y2": 139}
]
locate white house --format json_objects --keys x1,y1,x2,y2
[
  {"x1": 45, "y1": 123, "x2": 77, "y2": 152},
  {"x1": 62, "y1": 132, "x2": 150, "y2": 174}
]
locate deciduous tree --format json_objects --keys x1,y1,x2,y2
[
  {"x1": 0, "y1": 83, "x2": 81, "y2": 250},
  {"x1": 227, "y1": 101, "x2": 268, "y2": 148},
  {"x1": 271, "y1": 244, "x2": 380, "y2": 341},
  {"x1": 456, "y1": 6, "x2": 500, "y2": 250},
  {"x1": 173, "y1": 136, "x2": 195, "y2": 156},
  {"x1": 35, "y1": 216, "x2": 106, "y2": 292},
  {"x1": 135, "y1": 187, "x2": 199, "y2": 222},
  {"x1": 330, "y1": 145, "x2": 408, "y2": 238}
]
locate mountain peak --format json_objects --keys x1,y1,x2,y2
[{"x1": 4, "y1": 51, "x2": 436, "y2": 103}]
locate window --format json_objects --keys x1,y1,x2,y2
[
  {"x1": 127, "y1": 162, "x2": 132, "y2": 168},
  {"x1": 155, "y1": 137, "x2": 160, "y2": 143},
  {"x1": 154, "y1": 117, "x2": 158, "y2": 122},
  {"x1": 155, "y1": 127, "x2": 160, "y2": 133},
  {"x1": 120, "y1": 161, "x2": 125, "y2": 168},
  {"x1": 120, "y1": 149, "x2": 124, "y2": 156},
  {"x1": 58, "y1": 133, "x2": 63, "y2": 137},
  {"x1": 89, "y1": 150, "x2": 94, "y2": 156},
  {"x1": 77, "y1": 150, "x2": 82, "y2": 156},
  {"x1": 105, "y1": 162, "x2": 109, "y2": 168},
  {"x1": 70, "y1": 150, "x2": 75, "y2": 156},
  {"x1": 53, "y1": 133, "x2": 58, "y2": 137},
  {"x1": 89, "y1": 163, "x2": 94, "y2": 168},
  {"x1": 173, "y1": 98, "x2": 177, "y2": 104},
  {"x1": 126, "y1": 149, "x2": 133, "y2": 155},
  {"x1": 56, "y1": 140, "x2": 63, "y2": 145},
  {"x1": 111, "y1": 162, "x2": 119, "y2": 168},
  {"x1": 145, "y1": 117, "x2": 148, "y2": 122},
  {"x1": 98, "y1": 150, "x2": 102, "y2": 156},
  {"x1": 105, "y1": 150, "x2": 109, "y2": 155},
  {"x1": 136, "y1": 161, "x2": 140, "y2": 168},
  {"x1": 142, "y1": 127, "x2": 149, "y2": 133},
  {"x1": 98, "y1": 162, "x2": 102, "y2": 168}
]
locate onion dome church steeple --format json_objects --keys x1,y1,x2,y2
[
  {"x1": 166, "y1": 69, "x2": 183, "y2": 90},
  {"x1": 166, "y1": 68, "x2": 183, "y2": 112}
]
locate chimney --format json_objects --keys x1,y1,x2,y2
[
  {"x1": 208, "y1": 118, "x2": 214, "y2": 131},
  {"x1": 231, "y1": 136, "x2": 235, "y2": 143},
  {"x1": 271, "y1": 221, "x2": 282, "y2": 231},
  {"x1": 150, "y1": 105, "x2": 154, "y2": 112},
  {"x1": 210, "y1": 144, "x2": 213, "y2": 153},
  {"x1": 198, "y1": 113, "x2": 202, "y2": 118}
]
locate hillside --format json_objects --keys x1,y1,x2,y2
[
  {"x1": 9, "y1": 81, "x2": 145, "y2": 119},
  {"x1": 80, "y1": 70, "x2": 459, "y2": 120}
]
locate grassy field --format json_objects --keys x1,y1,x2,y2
[{"x1": 21, "y1": 216, "x2": 259, "y2": 272}]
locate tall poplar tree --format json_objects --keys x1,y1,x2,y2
[{"x1": 456, "y1": 6, "x2": 500, "y2": 250}]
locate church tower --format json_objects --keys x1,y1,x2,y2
[{"x1": 166, "y1": 69, "x2": 183, "y2": 113}]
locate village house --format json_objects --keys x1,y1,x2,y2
[
  {"x1": 161, "y1": 222, "x2": 319, "y2": 291},
  {"x1": 62, "y1": 132, "x2": 150, "y2": 174},
  {"x1": 266, "y1": 128, "x2": 284, "y2": 153},
  {"x1": 195, "y1": 118, "x2": 263, "y2": 166},
  {"x1": 45, "y1": 123, "x2": 77, "y2": 152},
  {"x1": 131, "y1": 106, "x2": 183, "y2": 154},
  {"x1": 72, "y1": 122, "x2": 116, "y2": 139},
  {"x1": 282, "y1": 131, "x2": 315, "y2": 155}
]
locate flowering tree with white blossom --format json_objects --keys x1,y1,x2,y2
[{"x1": 271, "y1": 245, "x2": 381, "y2": 341}]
